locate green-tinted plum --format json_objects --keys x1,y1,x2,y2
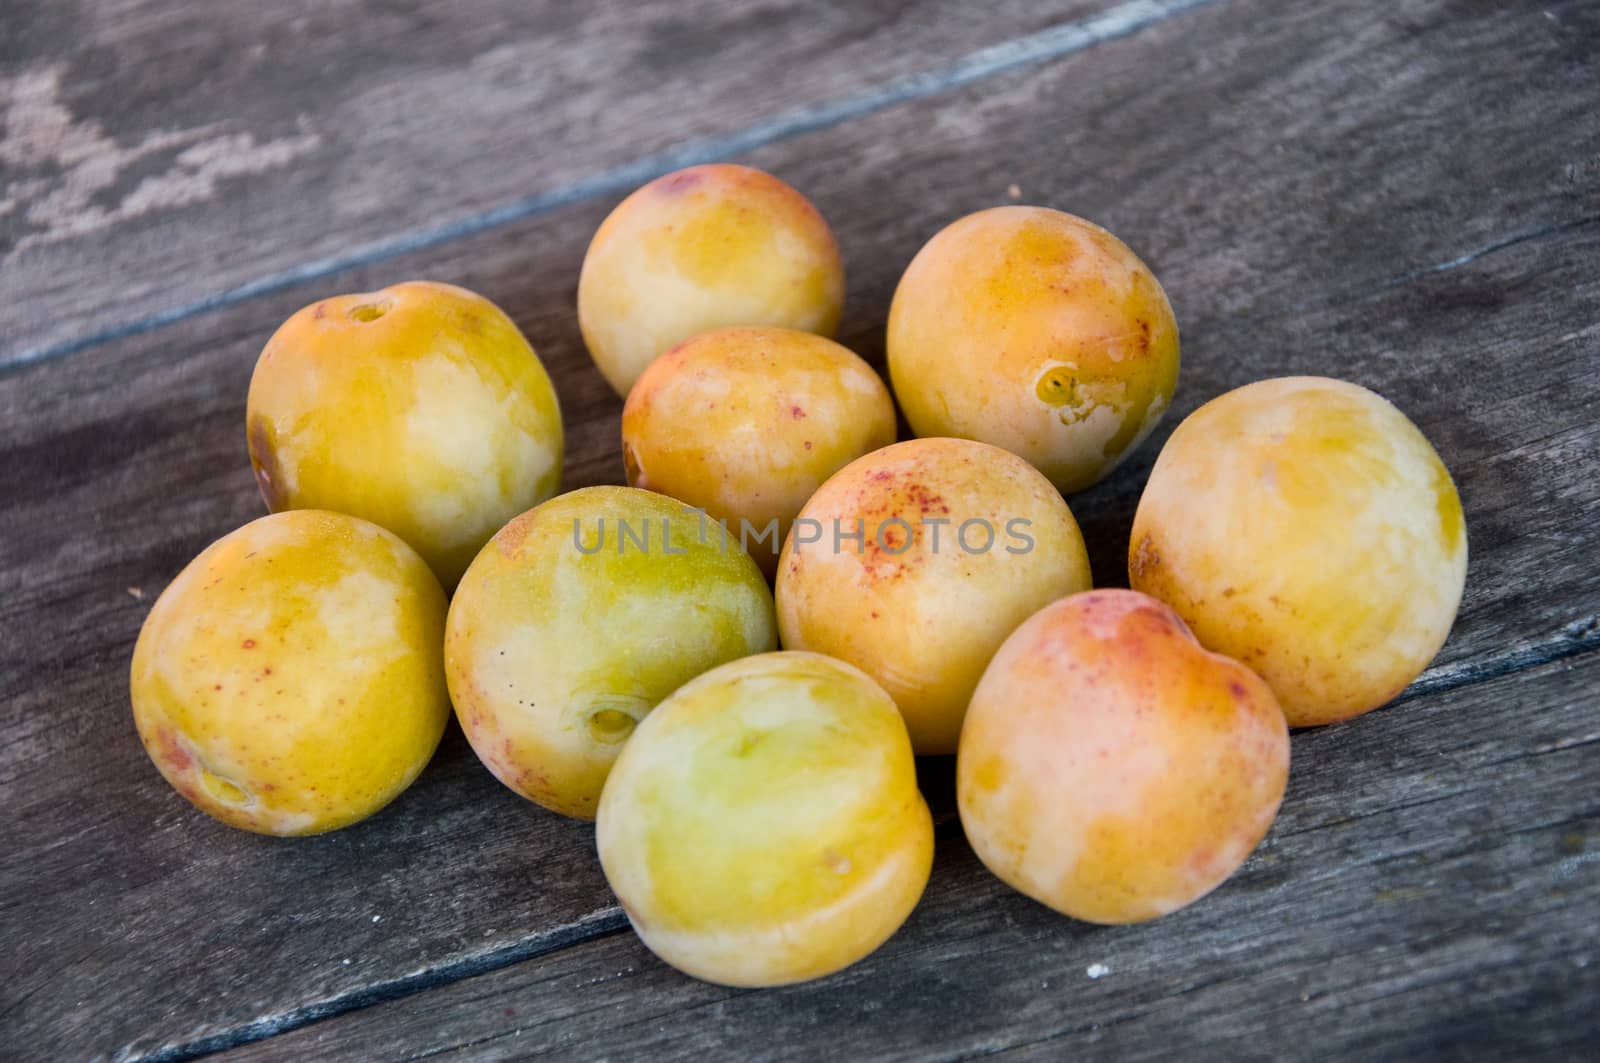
[
  {"x1": 598, "y1": 651, "x2": 933, "y2": 986},
  {"x1": 445, "y1": 486, "x2": 776, "y2": 819}
]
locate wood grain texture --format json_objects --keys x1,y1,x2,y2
[
  {"x1": 0, "y1": 0, "x2": 1159, "y2": 367},
  {"x1": 1, "y1": 0, "x2": 1597, "y2": 1058},
  {"x1": 217, "y1": 653, "x2": 1600, "y2": 1062}
]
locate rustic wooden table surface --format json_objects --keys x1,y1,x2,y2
[{"x1": 3, "y1": 1, "x2": 1597, "y2": 1059}]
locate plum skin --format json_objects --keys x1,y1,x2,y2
[
  {"x1": 622, "y1": 326, "x2": 896, "y2": 578},
  {"x1": 888, "y1": 205, "x2": 1179, "y2": 494},
  {"x1": 596, "y1": 651, "x2": 933, "y2": 987},
  {"x1": 958, "y1": 590, "x2": 1290, "y2": 923},
  {"x1": 1129, "y1": 376, "x2": 1468, "y2": 727},
  {"x1": 129, "y1": 511, "x2": 450, "y2": 836},
  {"x1": 247, "y1": 280, "x2": 563, "y2": 590},
  {"x1": 578, "y1": 164, "x2": 845, "y2": 396},
  {"x1": 445, "y1": 486, "x2": 777, "y2": 820},
  {"x1": 775, "y1": 437, "x2": 1093, "y2": 755}
]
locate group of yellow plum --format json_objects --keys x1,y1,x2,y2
[{"x1": 130, "y1": 163, "x2": 1468, "y2": 987}]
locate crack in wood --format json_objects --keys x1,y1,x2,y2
[
  {"x1": 1287, "y1": 215, "x2": 1600, "y2": 315},
  {"x1": 1394, "y1": 617, "x2": 1600, "y2": 706},
  {"x1": 131, "y1": 909, "x2": 631, "y2": 1063},
  {"x1": 1189, "y1": 214, "x2": 1600, "y2": 336},
  {"x1": 131, "y1": 813, "x2": 979, "y2": 1061}
]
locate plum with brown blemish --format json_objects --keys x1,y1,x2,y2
[
  {"x1": 958, "y1": 589, "x2": 1289, "y2": 923},
  {"x1": 775, "y1": 438, "x2": 1092, "y2": 754},
  {"x1": 1129, "y1": 376, "x2": 1468, "y2": 727},
  {"x1": 887, "y1": 206, "x2": 1179, "y2": 493},
  {"x1": 129, "y1": 510, "x2": 450, "y2": 836},
  {"x1": 246, "y1": 280, "x2": 563, "y2": 589},
  {"x1": 578, "y1": 164, "x2": 845, "y2": 396},
  {"x1": 622, "y1": 326, "x2": 895, "y2": 578}
]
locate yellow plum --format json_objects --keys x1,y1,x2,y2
[
  {"x1": 578, "y1": 164, "x2": 845, "y2": 396},
  {"x1": 130, "y1": 511, "x2": 450, "y2": 836},
  {"x1": 622, "y1": 326, "x2": 896, "y2": 578},
  {"x1": 775, "y1": 437, "x2": 1092, "y2": 754},
  {"x1": 888, "y1": 206, "x2": 1179, "y2": 493},
  {"x1": 958, "y1": 589, "x2": 1289, "y2": 923},
  {"x1": 445, "y1": 486, "x2": 776, "y2": 820},
  {"x1": 1129, "y1": 376, "x2": 1468, "y2": 727},
  {"x1": 247, "y1": 280, "x2": 563, "y2": 589},
  {"x1": 597, "y1": 651, "x2": 932, "y2": 986}
]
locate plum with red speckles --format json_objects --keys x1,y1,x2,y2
[
  {"x1": 129, "y1": 510, "x2": 450, "y2": 836},
  {"x1": 775, "y1": 438, "x2": 1092, "y2": 754},
  {"x1": 887, "y1": 206, "x2": 1179, "y2": 493},
  {"x1": 958, "y1": 589, "x2": 1289, "y2": 923},
  {"x1": 578, "y1": 164, "x2": 845, "y2": 396},
  {"x1": 622, "y1": 326, "x2": 895, "y2": 578}
]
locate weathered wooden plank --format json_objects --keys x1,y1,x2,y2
[
  {"x1": 2, "y1": 0, "x2": 1597, "y2": 1057},
  {"x1": 216, "y1": 652, "x2": 1600, "y2": 1062},
  {"x1": 0, "y1": 0, "x2": 1169, "y2": 368}
]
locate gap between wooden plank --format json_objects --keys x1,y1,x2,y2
[
  {"x1": 1, "y1": 0, "x2": 1220, "y2": 377},
  {"x1": 130, "y1": 909, "x2": 632, "y2": 1063},
  {"x1": 1394, "y1": 614, "x2": 1600, "y2": 708}
]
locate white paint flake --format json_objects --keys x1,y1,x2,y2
[{"x1": 0, "y1": 64, "x2": 320, "y2": 253}]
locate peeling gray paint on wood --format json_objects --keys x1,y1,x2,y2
[{"x1": 0, "y1": 0, "x2": 1151, "y2": 368}]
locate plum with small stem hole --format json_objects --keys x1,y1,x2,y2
[
  {"x1": 247, "y1": 280, "x2": 563, "y2": 589},
  {"x1": 445, "y1": 486, "x2": 777, "y2": 819},
  {"x1": 888, "y1": 206, "x2": 1179, "y2": 493}
]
